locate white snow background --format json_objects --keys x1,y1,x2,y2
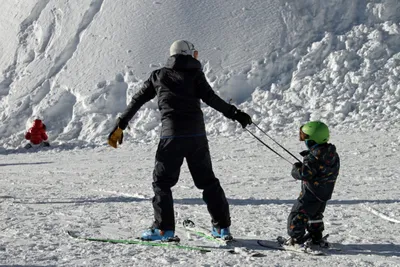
[{"x1": 0, "y1": 0, "x2": 399, "y2": 266}]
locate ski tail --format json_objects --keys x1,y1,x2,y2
[
  {"x1": 182, "y1": 219, "x2": 228, "y2": 246},
  {"x1": 181, "y1": 219, "x2": 265, "y2": 257},
  {"x1": 258, "y1": 236, "x2": 326, "y2": 256}
]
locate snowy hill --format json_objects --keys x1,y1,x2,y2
[
  {"x1": 1, "y1": 1, "x2": 400, "y2": 266},
  {"x1": 0, "y1": 0, "x2": 399, "y2": 148}
]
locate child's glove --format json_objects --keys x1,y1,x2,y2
[
  {"x1": 108, "y1": 126, "x2": 123, "y2": 148},
  {"x1": 291, "y1": 162, "x2": 303, "y2": 179},
  {"x1": 293, "y1": 162, "x2": 302, "y2": 169},
  {"x1": 299, "y1": 150, "x2": 309, "y2": 157}
]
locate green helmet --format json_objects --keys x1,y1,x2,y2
[{"x1": 300, "y1": 121, "x2": 330, "y2": 144}]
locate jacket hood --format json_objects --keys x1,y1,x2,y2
[{"x1": 165, "y1": 55, "x2": 201, "y2": 71}]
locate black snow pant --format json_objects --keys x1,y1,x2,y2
[
  {"x1": 287, "y1": 185, "x2": 326, "y2": 242},
  {"x1": 151, "y1": 136, "x2": 231, "y2": 231}
]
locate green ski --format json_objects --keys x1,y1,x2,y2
[
  {"x1": 67, "y1": 231, "x2": 211, "y2": 253},
  {"x1": 181, "y1": 220, "x2": 265, "y2": 257},
  {"x1": 182, "y1": 219, "x2": 228, "y2": 245}
]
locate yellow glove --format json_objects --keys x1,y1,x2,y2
[{"x1": 108, "y1": 127, "x2": 123, "y2": 148}]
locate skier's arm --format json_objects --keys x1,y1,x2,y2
[
  {"x1": 25, "y1": 132, "x2": 31, "y2": 140},
  {"x1": 195, "y1": 71, "x2": 237, "y2": 119},
  {"x1": 118, "y1": 76, "x2": 156, "y2": 130}
]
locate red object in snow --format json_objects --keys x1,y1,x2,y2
[{"x1": 25, "y1": 119, "x2": 48, "y2": 145}]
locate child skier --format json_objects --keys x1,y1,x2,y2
[
  {"x1": 287, "y1": 121, "x2": 340, "y2": 247},
  {"x1": 25, "y1": 119, "x2": 50, "y2": 149}
]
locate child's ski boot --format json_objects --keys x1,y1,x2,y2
[{"x1": 311, "y1": 234, "x2": 330, "y2": 248}]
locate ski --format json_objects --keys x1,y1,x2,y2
[
  {"x1": 309, "y1": 234, "x2": 342, "y2": 252},
  {"x1": 181, "y1": 219, "x2": 265, "y2": 257},
  {"x1": 182, "y1": 219, "x2": 228, "y2": 245},
  {"x1": 66, "y1": 230, "x2": 211, "y2": 253},
  {"x1": 257, "y1": 236, "x2": 326, "y2": 256}
]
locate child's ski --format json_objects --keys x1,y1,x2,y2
[
  {"x1": 257, "y1": 236, "x2": 326, "y2": 256},
  {"x1": 66, "y1": 230, "x2": 211, "y2": 253}
]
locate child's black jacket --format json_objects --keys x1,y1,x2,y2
[{"x1": 291, "y1": 143, "x2": 340, "y2": 201}]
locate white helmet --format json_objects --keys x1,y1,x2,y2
[{"x1": 170, "y1": 40, "x2": 198, "y2": 58}]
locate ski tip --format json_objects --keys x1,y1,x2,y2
[{"x1": 66, "y1": 230, "x2": 79, "y2": 238}]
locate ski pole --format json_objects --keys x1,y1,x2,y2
[
  {"x1": 253, "y1": 123, "x2": 301, "y2": 163},
  {"x1": 244, "y1": 128, "x2": 293, "y2": 165}
]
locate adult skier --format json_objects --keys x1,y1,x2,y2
[
  {"x1": 108, "y1": 40, "x2": 252, "y2": 241},
  {"x1": 287, "y1": 121, "x2": 340, "y2": 247}
]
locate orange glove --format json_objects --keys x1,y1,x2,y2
[{"x1": 108, "y1": 127, "x2": 123, "y2": 148}]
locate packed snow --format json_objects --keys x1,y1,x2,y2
[
  {"x1": 0, "y1": 0, "x2": 399, "y2": 266},
  {"x1": 1, "y1": 131, "x2": 400, "y2": 266}
]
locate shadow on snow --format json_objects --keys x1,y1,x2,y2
[
  {"x1": 10, "y1": 197, "x2": 400, "y2": 258},
  {"x1": 15, "y1": 196, "x2": 400, "y2": 206},
  {"x1": 328, "y1": 243, "x2": 400, "y2": 257},
  {"x1": 0, "y1": 161, "x2": 53, "y2": 167},
  {"x1": 236, "y1": 238, "x2": 400, "y2": 257}
]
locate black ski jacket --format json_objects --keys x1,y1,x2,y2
[
  {"x1": 118, "y1": 55, "x2": 237, "y2": 137},
  {"x1": 291, "y1": 143, "x2": 340, "y2": 201}
]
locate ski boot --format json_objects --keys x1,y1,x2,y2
[
  {"x1": 24, "y1": 143, "x2": 32, "y2": 149},
  {"x1": 141, "y1": 229, "x2": 178, "y2": 242},
  {"x1": 282, "y1": 234, "x2": 310, "y2": 248},
  {"x1": 311, "y1": 234, "x2": 330, "y2": 248},
  {"x1": 284, "y1": 237, "x2": 306, "y2": 246},
  {"x1": 211, "y1": 226, "x2": 233, "y2": 241}
]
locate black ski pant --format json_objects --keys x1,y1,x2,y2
[
  {"x1": 151, "y1": 136, "x2": 230, "y2": 231},
  {"x1": 287, "y1": 186, "x2": 326, "y2": 242}
]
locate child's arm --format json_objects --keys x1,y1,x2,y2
[
  {"x1": 291, "y1": 155, "x2": 317, "y2": 180},
  {"x1": 25, "y1": 132, "x2": 31, "y2": 140}
]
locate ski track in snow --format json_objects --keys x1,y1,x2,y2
[
  {"x1": 0, "y1": 132, "x2": 399, "y2": 266},
  {"x1": 39, "y1": 7, "x2": 62, "y2": 55},
  {"x1": 1, "y1": 0, "x2": 104, "y2": 99},
  {"x1": 19, "y1": 0, "x2": 51, "y2": 34},
  {"x1": 47, "y1": 0, "x2": 104, "y2": 80},
  {"x1": 363, "y1": 204, "x2": 400, "y2": 224},
  {"x1": 0, "y1": 0, "x2": 50, "y2": 96}
]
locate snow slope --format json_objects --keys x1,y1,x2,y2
[
  {"x1": 0, "y1": 132, "x2": 399, "y2": 266},
  {"x1": 0, "y1": 1, "x2": 400, "y2": 266},
  {"x1": 0, "y1": 0, "x2": 399, "y2": 148}
]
